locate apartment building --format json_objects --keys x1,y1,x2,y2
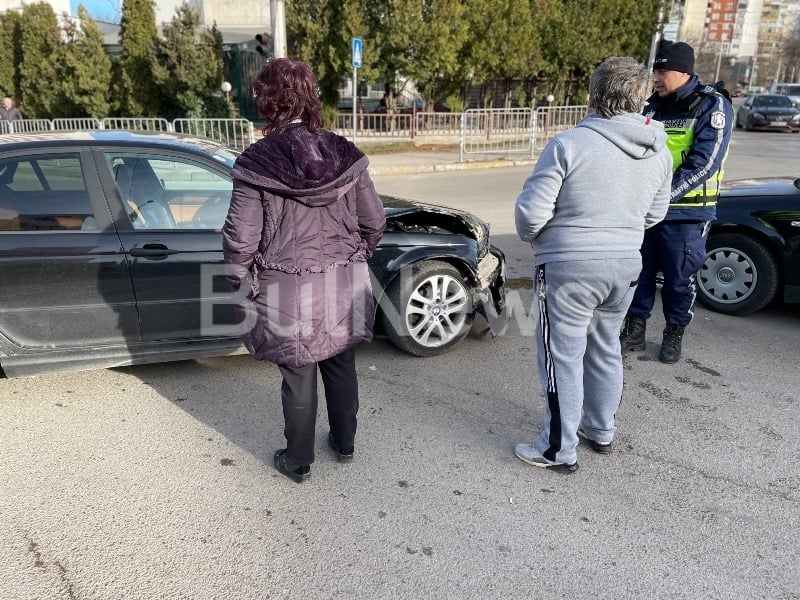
[{"x1": 670, "y1": 0, "x2": 799, "y2": 87}]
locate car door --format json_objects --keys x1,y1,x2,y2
[
  {"x1": 96, "y1": 148, "x2": 240, "y2": 342},
  {"x1": 0, "y1": 147, "x2": 138, "y2": 353}
]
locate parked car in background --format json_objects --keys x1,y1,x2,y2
[
  {"x1": 735, "y1": 94, "x2": 800, "y2": 132},
  {"x1": 0, "y1": 131, "x2": 507, "y2": 377},
  {"x1": 698, "y1": 176, "x2": 800, "y2": 315},
  {"x1": 769, "y1": 82, "x2": 800, "y2": 107}
]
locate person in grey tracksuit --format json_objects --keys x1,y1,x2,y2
[{"x1": 513, "y1": 57, "x2": 673, "y2": 474}]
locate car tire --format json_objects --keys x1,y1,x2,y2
[
  {"x1": 381, "y1": 260, "x2": 474, "y2": 357},
  {"x1": 735, "y1": 113, "x2": 742, "y2": 128},
  {"x1": 745, "y1": 117, "x2": 753, "y2": 131},
  {"x1": 697, "y1": 233, "x2": 779, "y2": 315}
]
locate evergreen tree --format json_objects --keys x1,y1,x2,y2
[
  {"x1": 0, "y1": 11, "x2": 22, "y2": 100},
  {"x1": 114, "y1": 0, "x2": 159, "y2": 116},
  {"x1": 18, "y1": 2, "x2": 63, "y2": 118},
  {"x1": 149, "y1": 2, "x2": 223, "y2": 120},
  {"x1": 463, "y1": 0, "x2": 540, "y2": 108},
  {"x1": 287, "y1": 0, "x2": 368, "y2": 111},
  {"x1": 58, "y1": 6, "x2": 112, "y2": 119}
]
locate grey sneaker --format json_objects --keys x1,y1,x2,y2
[
  {"x1": 577, "y1": 427, "x2": 612, "y2": 455},
  {"x1": 514, "y1": 443, "x2": 578, "y2": 474}
]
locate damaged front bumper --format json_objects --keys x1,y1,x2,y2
[{"x1": 473, "y1": 244, "x2": 508, "y2": 336}]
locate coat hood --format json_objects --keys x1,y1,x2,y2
[
  {"x1": 232, "y1": 124, "x2": 367, "y2": 207},
  {"x1": 577, "y1": 112, "x2": 667, "y2": 160}
]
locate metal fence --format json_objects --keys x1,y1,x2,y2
[
  {"x1": 533, "y1": 105, "x2": 588, "y2": 151},
  {"x1": 331, "y1": 106, "x2": 587, "y2": 159},
  {"x1": 173, "y1": 118, "x2": 255, "y2": 151},
  {"x1": 0, "y1": 117, "x2": 255, "y2": 150},
  {"x1": 460, "y1": 108, "x2": 535, "y2": 161},
  {"x1": 1, "y1": 107, "x2": 588, "y2": 159}
]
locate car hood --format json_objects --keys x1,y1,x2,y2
[
  {"x1": 719, "y1": 177, "x2": 800, "y2": 198},
  {"x1": 380, "y1": 195, "x2": 490, "y2": 251}
]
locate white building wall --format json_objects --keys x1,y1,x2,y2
[
  {"x1": 0, "y1": 0, "x2": 71, "y2": 17},
  {"x1": 678, "y1": 0, "x2": 708, "y2": 44}
]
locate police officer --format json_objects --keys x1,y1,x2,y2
[{"x1": 620, "y1": 40, "x2": 733, "y2": 363}]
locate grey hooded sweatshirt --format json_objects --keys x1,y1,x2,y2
[{"x1": 515, "y1": 112, "x2": 672, "y2": 266}]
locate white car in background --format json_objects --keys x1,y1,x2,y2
[{"x1": 770, "y1": 82, "x2": 800, "y2": 107}]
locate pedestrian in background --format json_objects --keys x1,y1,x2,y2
[
  {"x1": 514, "y1": 57, "x2": 672, "y2": 474},
  {"x1": 222, "y1": 58, "x2": 386, "y2": 484},
  {"x1": 0, "y1": 96, "x2": 22, "y2": 121},
  {"x1": 620, "y1": 40, "x2": 734, "y2": 363}
]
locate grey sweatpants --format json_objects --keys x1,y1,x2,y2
[{"x1": 532, "y1": 259, "x2": 641, "y2": 464}]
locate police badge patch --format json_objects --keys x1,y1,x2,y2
[{"x1": 710, "y1": 111, "x2": 726, "y2": 129}]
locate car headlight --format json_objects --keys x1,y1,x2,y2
[
  {"x1": 751, "y1": 112, "x2": 766, "y2": 121},
  {"x1": 792, "y1": 114, "x2": 800, "y2": 122}
]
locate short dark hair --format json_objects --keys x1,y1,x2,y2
[
  {"x1": 589, "y1": 57, "x2": 648, "y2": 119},
  {"x1": 253, "y1": 58, "x2": 323, "y2": 135}
]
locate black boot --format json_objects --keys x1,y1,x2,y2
[
  {"x1": 659, "y1": 325, "x2": 685, "y2": 364},
  {"x1": 620, "y1": 316, "x2": 647, "y2": 352},
  {"x1": 274, "y1": 449, "x2": 310, "y2": 483}
]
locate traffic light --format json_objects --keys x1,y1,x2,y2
[{"x1": 255, "y1": 33, "x2": 272, "y2": 58}]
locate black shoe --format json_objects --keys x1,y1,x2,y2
[
  {"x1": 328, "y1": 432, "x2": 354, "y2": 463},
  {"x1": 620, "y1": 315, "x2": 647, "y2": 352},
  {"x1": 659, "y1": 324, "x2": 685, "y2": 363},
  {"x1": 577, "y1": 427, "x2": 613, "y2": 455},
  {"x1": 274, "y1": 449, "x2": 310, "y2": 483}
]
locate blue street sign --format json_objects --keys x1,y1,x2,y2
[{"x1": 352, "y1": 38, "x2": 363, "y2": 68}]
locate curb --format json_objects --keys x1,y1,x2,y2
[{"x1": 369, "y1": 157, "x2": 537, "y2": 177}]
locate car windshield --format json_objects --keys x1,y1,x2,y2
[{"x1": 753, "y1": 95, "x2": 793, "y2": 108}]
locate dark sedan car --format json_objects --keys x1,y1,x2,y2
[
  {"x1": 735, "y1": 94, "x2": 800, "y2": 132},
  {"x1": 697, "y1": 176, "x2": 800, "y2": 315},
  {"x1": 0, "y1": 132, "x2": 506, "y2": 377}
]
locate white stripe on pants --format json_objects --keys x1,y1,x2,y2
[{"x1": 533, "y1": 258, "x2": 642, "y2": 463}]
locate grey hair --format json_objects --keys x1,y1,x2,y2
[{"x1": 589, "y1": 57, "x2": 648, "y2": 119}]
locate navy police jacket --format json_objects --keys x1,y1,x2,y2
[{"x1": 643, "y1": 74, "x2": 734, "y2": 222}]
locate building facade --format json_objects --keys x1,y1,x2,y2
[{"x1": 670, "y1": 0, "x2": 799, "y2": 88}]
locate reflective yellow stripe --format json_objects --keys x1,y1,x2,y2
[{"x1": 672, "y1": 200, "x2": 717, "y2": 207}]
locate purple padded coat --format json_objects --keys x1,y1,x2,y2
[{"x1": 222, "y1": 124, "x2": 386, "y2": 367}]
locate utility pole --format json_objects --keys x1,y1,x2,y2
[
  {"x1": 645, "y1": 6, "x2": 665, "y2": 97},
  {"x1": 714, "y1": 42, "x2": 726, "y2": 83},
  {"x1": 272, "y1": 0, "x2": 287, "y2": 59}
]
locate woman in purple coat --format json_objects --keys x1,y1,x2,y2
[{"x1": 222, "y1": 58, "x2": 386, "y2": 483}]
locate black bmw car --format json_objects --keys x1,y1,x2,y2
[
  {"x1": 698, "y1": 176, "x2": 800, "y2": 315},
  {"x1": 0, "y1": 132, "x2": 506, "y2": 377}
]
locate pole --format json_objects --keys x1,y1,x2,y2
[
  {"x1": 352, "y1": 67, "x2": 357, "y2": 144},
  {"x1": 645, "y1": 6, "x2": 664, "y2": 96},
  {"x1": 273, "y1": 0, "x2": 286, "y2": 58},
  {"x1": 714, "y1": 43, "x2": 724, "y2": 83}
]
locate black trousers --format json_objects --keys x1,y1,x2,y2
[{"x1": 277, "y1": 348, "x2": 359, "y2": 466}]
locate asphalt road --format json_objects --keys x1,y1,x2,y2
[{"x1": 1, "y1": 129, "x2": 799, "y2": 599}]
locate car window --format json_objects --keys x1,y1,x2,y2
[
  {"x1": 105, "y1": 153, "x2": 232, "y2": 230},
  {"x1": 753, "y1": 95, "x2": 792, "y2": 108},
  {"x1": 0, "y1": 153, "x2": 96, "y2": 231}
]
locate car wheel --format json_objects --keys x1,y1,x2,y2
[
  {"x1": 697, "y1": 233, "x2": 779, "y2": 315},
  {"x1": 745, "y1": 116, "x2": 753, "y2": 131},
  {"x1": 735, "y1": 113, "x2": 742, "y2": 128},
  {"x1": 381, "y1": 260, "x2": 474, "y2": 357}
]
